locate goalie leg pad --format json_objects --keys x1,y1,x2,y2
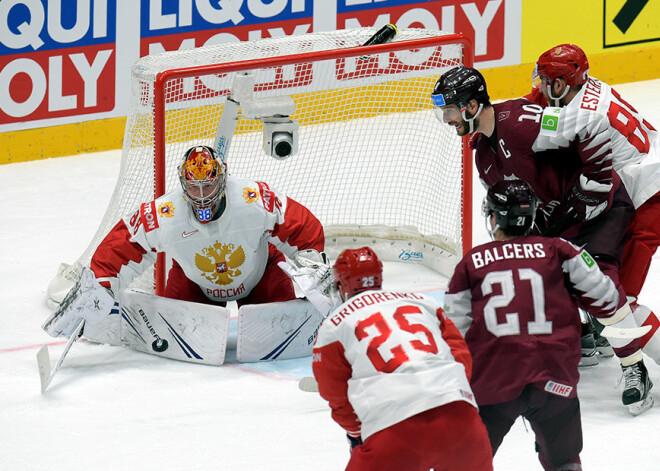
[
  {"x1": 119, "y1": 289, "x2": 230, "y2": 365},
  {"x1": 236, "y1": 299, "x2": 324, "y2": 362}
]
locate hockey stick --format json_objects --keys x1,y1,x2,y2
[
  {"x1": 298, "y1": 376, "x2": 319, "y2": 393},
  {"x1": 600, "y1": 324, "x2": 651, "y2": 339},
  {"x1": 37, "y1": 318, "x2": 85, "y2": 394}
]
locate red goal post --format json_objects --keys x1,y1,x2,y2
[{"x1": 48, "y1": 28, "x2": 473, "y2": 300}]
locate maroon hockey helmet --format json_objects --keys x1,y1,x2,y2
[
  {"x1": 333, "y1": 247, "x2": 383, "y2": 300},
  {"x1": 534, "y1": 44, "x2": 590, "y2": 87}
]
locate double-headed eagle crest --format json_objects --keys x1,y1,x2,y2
[{"x1": 194, "y1": 242, "x2": 245, "y2": 285}]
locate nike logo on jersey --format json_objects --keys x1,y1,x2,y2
[
  {"x1": 484, "y1": 164, "x2": 493, "y2": 174},
  {"x1": 182, "y1": 230, "x2": 199, "y2": 238}
]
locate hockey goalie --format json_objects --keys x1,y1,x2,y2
[{"x1": 42, "y1": 145, "x2": 331, "y2": 365}]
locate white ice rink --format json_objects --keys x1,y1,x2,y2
[{"x1": 2, "y1": 79, "x2": 660, "y2": 470}]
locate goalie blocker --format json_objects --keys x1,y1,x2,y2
[{"x1": 43, "y1": 268, "x2": 323, "y2": 365}]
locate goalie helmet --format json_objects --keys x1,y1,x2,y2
[
  {"x1": 483, "y1": 180, "x2": 538, "y2": 238},
  {"x1": 534, "y1": 44, "x2": 589, "y2": 88},
  {"x1": 178, "y1": 146, "x2": 227, "y2": 223},
  {"x1": 333, "y1": 247, "x2": 383, "y2": 301}
]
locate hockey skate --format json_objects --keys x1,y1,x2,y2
[
  {"x1": 621, "y1": 361, "x2": 654, "y2": 416},
  {"x1": 579, "y1": 322, "x2": 599, "y2": 367}
]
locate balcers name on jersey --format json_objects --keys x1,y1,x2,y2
[{"x1": 471, "y1": 242, "x2": 547, "y2": 269}]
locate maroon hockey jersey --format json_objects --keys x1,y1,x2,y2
[
  {"x1": 472, "y1": 99, "x2": 619, "y2": 232},
  {"x1": 444, "y1": 235, "x2": 619, "y2": 406}
]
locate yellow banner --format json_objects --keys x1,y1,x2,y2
[
  {"x1": 605, "y1": 0, "x2": 660, "y2": 47},
  {"x1": 522, "y1": 0, "x2": 659, "y2": 62}
]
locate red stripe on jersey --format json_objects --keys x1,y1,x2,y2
[
  {"x1": 313, "y1": 340, "x2": 360, "y2": 435},
  {"x1": 641, "y1": 310, "x2": 660, "y2": 348},
  {"x1": 257, "y1": 181, "x2": 281, "y2": 213},
  {"x1": 436, "y1": 308, "x2": 473, "y2": 380},
  {"x1": 91, "y1": 219, "x2": 148, "y2": 282},
  {"x1": 271, "y1": 197, "x2": 324, "y2": 252},
  {"x1": 140, "y1": 201, "x2": 159, "y2": 232}
]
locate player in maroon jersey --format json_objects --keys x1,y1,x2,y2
[
  {"x1": 431, "y1": 67, "x2": 653, "y2": 414},
  {"x1": 444, "y1": 180, "x2": 651, "y2": 470}
]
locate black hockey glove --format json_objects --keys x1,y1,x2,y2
[{"x1": 567, "y1": 178, "x2": 608, "y2": 222}]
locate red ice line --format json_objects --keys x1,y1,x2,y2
[{"x1": 0, "y1": 340, "x2": 66, "y2": 353}]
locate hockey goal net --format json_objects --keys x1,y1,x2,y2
[{"x1": 49, "y1": 27, "x2": 473, "y2": 299}]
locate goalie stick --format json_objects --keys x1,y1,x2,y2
[
  {"x1": 37, "y1": 318, "x2": 85, "y2": 394},
  {"x1": 298, "y1": 376, "x2": 319, "y2": 393}
]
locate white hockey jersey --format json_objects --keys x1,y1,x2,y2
[
  {"x1": 91, "y1": 177, "x2": 324, "y2": 302},
  {"x1": 531, "y1": 77, "x2": 660, "y2": 208},
  {"x1": 312, "y1": 290, "x2": 476, "y2": 440}
]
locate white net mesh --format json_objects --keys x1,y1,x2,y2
[{"x1": 64, "y1": 28, "x2": 470, "y2": 292}]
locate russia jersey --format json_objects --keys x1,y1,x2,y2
[
  {"x1": 527, "y1": 77, "x2": 660, "y2": 208},
  {"x1": 91, "y1": 177, "x2": 324, "y2": 302},
  {"x1": 443, "y1": 235, "x2": 619, "y2": 406},
  {"x1": 312, "y1": 290, "x2": 476, "y2": 440},
  {"x1": 473, "y1": 98, "x2": 618, "y2": 228}
]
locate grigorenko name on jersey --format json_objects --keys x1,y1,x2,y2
[
  {"x1": 329, "y1": 291, "x2": 426, "y2": 327},
  {"x1": 471, "y1": 243, "x2": 547, "y2": 269}
]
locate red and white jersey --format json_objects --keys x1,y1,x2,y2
[
  {"x1": 312, "y1": 290, "x2": 476, "y2": 440},
  {"x1": 443, "y1": 235, "x2": 619, "y2": 406},
  {"x1": 527, "y1": 77, "x2": 660, "y2": 208},
  {"x1": 91, "y1": 177, "x2": 324, "y2": 302}
]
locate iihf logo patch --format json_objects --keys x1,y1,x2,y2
[{"x1": 158, "y1": 201, "x2": 175, "y2": 218}]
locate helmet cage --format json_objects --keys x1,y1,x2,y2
[
  {"x1": 332, "y1": 248, "x2": 383, "y2": 301},
  {"x1": 178, "y1": 146, "x2": 227, "y2": 223}
]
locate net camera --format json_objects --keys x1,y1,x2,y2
[
  {"x1": 262, "y1": 117, "x2": 299, "y2": 160},
  {"x1": 239, "y1": 93, "x2": 299, "y2": 160}
]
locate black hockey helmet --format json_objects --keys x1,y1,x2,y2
[
  {"x1": 431, "y1": 66, "x2": 490, "y2": 110},
  {"x1": 483, "y1": 180, "x2": 538, "y2": 237}
]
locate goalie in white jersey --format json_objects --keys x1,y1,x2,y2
[
  {"x1": 43, "y1": 145, "x2": 325, "y2": 363},
  {"x1": 527, "y1": 44, "x2": 660, "y2": 368},
  {"x1": 89, "y1": 145, "x2": 324, "y2": 304},
  {"x1": 308, "y1": 248, "x2": 493, "y2": 471}
]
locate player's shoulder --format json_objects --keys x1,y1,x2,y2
[{"x1": 226, "y1": 177, "x2": 283, "y2": 214}]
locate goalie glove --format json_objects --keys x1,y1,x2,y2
[
  {"x1": 42, "y1": 266, "x2": 118, "y2": 344},
  {"x1": 277, "y1": 250, "x2": 341, "y2": 318},
  {"x1": 567, "y1": 174, "x2": 610, "y2": 221}
]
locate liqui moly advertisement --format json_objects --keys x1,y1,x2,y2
[{"x1": 0, "y1": 0, "x2": 521, "y2": 133}]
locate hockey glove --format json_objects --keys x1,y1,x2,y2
[
  {"x1": 42, "y1": 266, "x2": 119, "y2": 344},
  {"x1": 277, "y1": 250, "x2": 341, "y2": 318},
  {"x1": 567, "y1": 174, "x2": 609, "y2": 222}
]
